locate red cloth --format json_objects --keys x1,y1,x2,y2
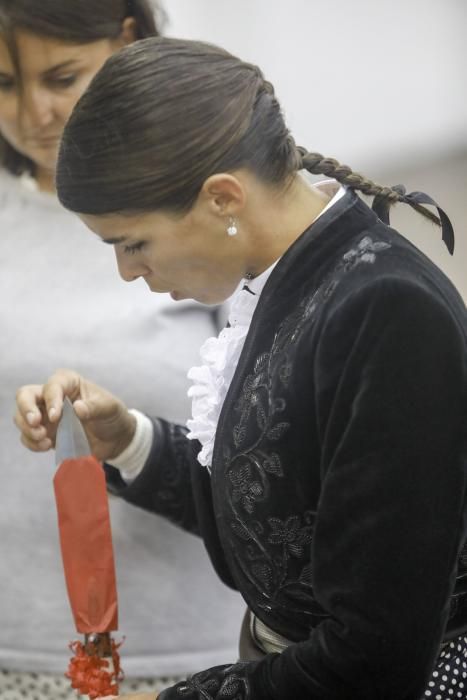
[{"x1": 54, "y1": 456, "x2": 118, "y2": 633}]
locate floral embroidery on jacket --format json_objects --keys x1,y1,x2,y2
[
  {"x1": 229, "y1": 465, "x2": 265, "y2": 514},
  {"x1": 339, "y1": 235, "x2": 391, "y2": 271},
  {"x1": 175, "y1": 664, "x2": 251, "y2": 699},
  {"x1": 267, "y1": 515, "x2": 313, "y2": 559},
  {"x1": 220, "y1": 235, "x2": 392, "y2": 618}
]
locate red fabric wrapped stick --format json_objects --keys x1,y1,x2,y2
[{"x1": 53, "y1": 399, "x2": 123, "y2": 698}]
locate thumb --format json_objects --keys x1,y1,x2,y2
[
  {"x1": 72, "y1": 399, "x2": 93, "y2": 421},
  {"x1": 72, "y1": 385, "x2": 124, "y2": 423},
  {"x1": 72, "y1": 396, "x2": 116, "y2": 422}
]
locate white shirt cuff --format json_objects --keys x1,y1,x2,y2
[{"x1": 107, "y1": 409, "x2": 154, "y2": 482}]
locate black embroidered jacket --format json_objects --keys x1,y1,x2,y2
[{"x1": 106, "y1": 190, "x2": 467, "y2": 699}]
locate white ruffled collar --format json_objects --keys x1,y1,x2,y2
[
  {"x1": 186, "y1": 262, "x2": 276, "y2": 469},
  {"x1": 186, "y1": 180, "x2": 345, "y2": 469}
]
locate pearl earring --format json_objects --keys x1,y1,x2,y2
[{"x1": 227, "y1": 217, "x2": 238, "y2": 236}]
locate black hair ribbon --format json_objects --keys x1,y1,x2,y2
[{"x1": 372, "y1": 185, "x2": 455, "y2": 255}]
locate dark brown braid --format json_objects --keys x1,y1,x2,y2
[{"x1": 297, "y1": 147, "x2": 441, "y2": 227}]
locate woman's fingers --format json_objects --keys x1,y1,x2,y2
[
  {"x1": 15, "y1": 370, "x2": 83, "y2": 449},
  {"x1": 14, "y1": 406, "x2": 43, "y2": 437},
  {"x1": 15, "y1": 370, "x2": 132, "y2": 460},
  {"x1": 14, "y1": 385, "x2": 53, "y2": 449},
  {"x1": 15, "y1": 369, "x2": 80, "y2": 427},
  {"x1": 15, "y1": 384, "x2": 46, "y2": 427},
  {"x1": 20, "y1": 432, "x2": 52, "y2": 452},
  {"x1": 42, "y1": 368, "x2": 83, "y2": 421}
]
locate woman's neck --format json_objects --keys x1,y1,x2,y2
[
  {"x1": 35, "y1": 166, "x2": 56, "y2": 193},
  {"x1": 244, "y1": 174, "x2": 333, "y2": 278}
]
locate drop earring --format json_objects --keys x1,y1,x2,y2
[{"x1": 227, "y1": 217, "x2": 238, "y2": 237}]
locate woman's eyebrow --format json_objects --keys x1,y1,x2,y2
[
  {"x1": 42, "y1": 59, "x2": 81, "y2": 77},
  {"x1": 0, "y1": 59, "x2": 80, "y2": 80}
]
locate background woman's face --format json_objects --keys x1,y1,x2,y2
[{"x1": 0, "y1": 31, "x2": 121, "y2": 174}]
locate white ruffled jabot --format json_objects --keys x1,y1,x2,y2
[{"x1": 186, "y1": 269, "x2": 274, "y2": 470}]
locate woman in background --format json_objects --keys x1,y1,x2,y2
[{"x1": 0, "y1": 4, "x2": 242, "y2": 699}]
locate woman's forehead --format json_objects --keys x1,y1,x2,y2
[
  {"x1": 79, "y1": 211, "x2": 146, "y2": 238},
  {"x1": 0, "y1": 30, "x2": 103, "y2": 75}
]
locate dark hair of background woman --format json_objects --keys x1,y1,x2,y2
[{"x1": 0, "y1": 0, "x2": 163, "y2": 176}]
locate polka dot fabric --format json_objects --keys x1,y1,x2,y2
[{"x1": 424, "y1": 635, "x2": 467, "y2": 699}]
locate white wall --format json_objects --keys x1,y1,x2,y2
[{"x1": 164, "y1": 0, "x2": 467, "y2": 171}]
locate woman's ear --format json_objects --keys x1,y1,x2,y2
[
  {"x1": 119, "y1": 17, "x2": 137, "y2": 46},
  {"x1": 202, "y1": 173, "x2": 246, "y2": 218}
]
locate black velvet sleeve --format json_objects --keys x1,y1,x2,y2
[
  {"x1": 105, "y1": 418, "x2": 205, "y2": 536},
  {"x1": 158, "y1": 276, "x2": 467, "y2": 699}
]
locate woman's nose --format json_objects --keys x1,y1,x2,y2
[
  {"x1": 19, "y1": 86, "x2": 55, "y2": 130},
  {"x1": 115, "y1": 249, "x2": 148, "y2": 283}
]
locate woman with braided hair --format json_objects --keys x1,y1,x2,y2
[{"x1": 15, "y1": 37, "x2": 467, "y2": 700}]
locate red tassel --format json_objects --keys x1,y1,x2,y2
[{"x1": 66, "y1": 638, "x2": 123, "y2": 699}]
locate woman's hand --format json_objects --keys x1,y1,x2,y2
[{"x1": 15, "y1": 369, "x2": 136, "y2": 462}]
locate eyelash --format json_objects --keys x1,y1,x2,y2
[
  {"x1": 0, "y1": 79, "x2": 14, "y2": 92},
  {"x1": 123, "y1": 241, "x2": 146, "y2": 255},
  {"x1": 47, "y1": 75, "x2": 78, "y2": 89}
]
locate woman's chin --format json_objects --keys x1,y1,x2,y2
[{"x1": 25, "y1": 145, "x2": 59, "y2": 173}]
